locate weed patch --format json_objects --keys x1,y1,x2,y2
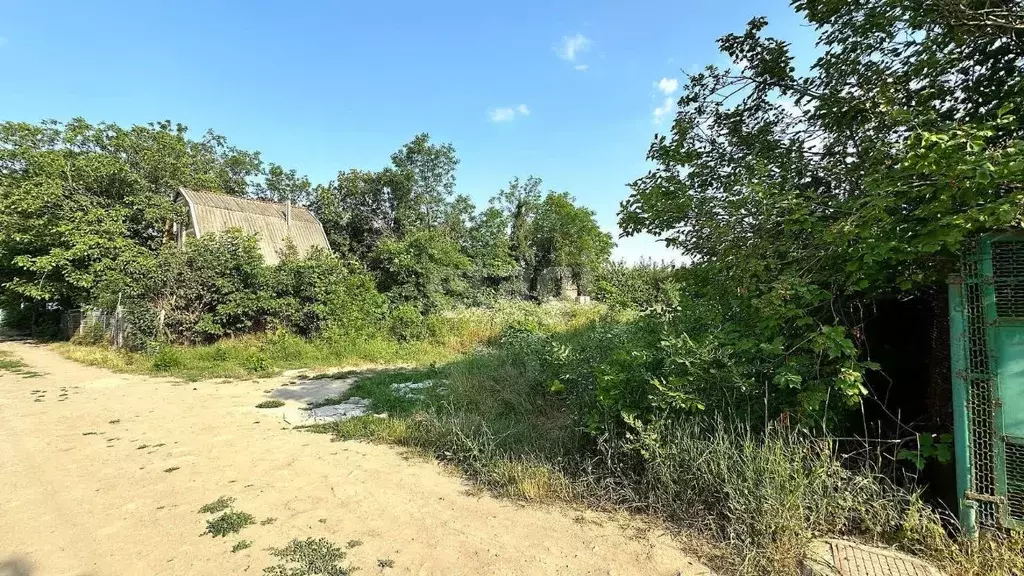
[
  {"x1": 260, "y1": 517, "x2": 277, "y2": 526},
  {"x1": 198, "y1": 496, "x2": 236, "y2": 514},
  {"x1": 256, "y1": 399, "x2": 285, "y2": 409},
  {"x1": 204, "y1": 510, "x2": 256, "y2": 537},
  {"x1": 231, "y1": 540, "x2": 252, "y2": 553},
  {"x1": 264, "y1": 537, "x2": 353, "y2": 576}
]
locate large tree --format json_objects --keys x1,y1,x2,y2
[
  {"x1": 531, "y1": 192, "x2": 614, "y2": 295},
  {"x1": 491, "y1": 176, "x2": 543, "y2": 272},
  {"x1": 619, "y1": 0, "x2": 1024, "y2": 414},
  {"x1": 0, "y1": 119, "x2": 261, "y2": 312}
]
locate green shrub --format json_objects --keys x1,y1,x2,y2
[
  {"x1": 592, "y1": 259, "x2": 679, "y2": 310},
  {"x1": 203, "y1": 510, "x2": 256, "y2": 537},
  {"x1": 151, "y1": 346, "x2": 182, "y2": 372},
  {"x1": 371, "y1": 230, "x2": 472, "y2": 313},
  {"x1": 244, "y1": 352, "x2": 271, "y2": 373},
  {"x1": 269, "y1": 246, "x2": 386, "y2": 338},
  {"x1": 388, "y1": 303, "x2": 427, "y2": 342}
]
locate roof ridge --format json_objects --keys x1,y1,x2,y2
[{"x1": 179, "y1": 187, "x2": 315, "y2": 213}]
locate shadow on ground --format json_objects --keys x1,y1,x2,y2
[{"x1": 0, "y1": 556, "x2": 33, "y2": 576}]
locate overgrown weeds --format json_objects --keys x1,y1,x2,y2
[
  {"x1": 312, "y1": 318, "x2": 1021, "y2": 576},
  {"x1": 54, "y1": 301, "x2": 605, "y2": 381}
]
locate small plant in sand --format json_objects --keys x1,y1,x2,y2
[
  {"x1": 256, "y1": 399, "x2": 285, "y2": 409},
  {"x1": 204, "y1": 510, "x2": 256, "y2": 537},
  {"x1": 232, "y1": 540, "x2": 253, "y2": 553},
  {"x1": 198, "y1": 496, "x2": 236, "y2": 514},
  {"x1": 263, "y1": 537, "x2": 353, "y2": 576}
]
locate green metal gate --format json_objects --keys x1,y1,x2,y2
[{"x1": 950, "y1": 231, "x2": 1024, "y2": 534}]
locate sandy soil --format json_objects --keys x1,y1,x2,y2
[{"x1": 0, "y1": 341, "x2": 707, "y2": 576}]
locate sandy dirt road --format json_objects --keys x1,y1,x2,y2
[{"x1": 0, "y1": 341, "x2": 707, "y2": 576}]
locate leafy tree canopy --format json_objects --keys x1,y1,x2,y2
[{"x1": 618, "y1": 0, "x2": 1024, "y2": 418}]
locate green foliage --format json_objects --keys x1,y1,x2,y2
[
  {"x1": 387, "y1": 303, "x2": 427, "y2": 342},
  {"x1": 530, "y1": 192, "x2": 614, "y2": 296},
  {"x1": 898, "y1": 433, "x2": 954, "y2": 471},
  {"x1": 255, "y1": 399, "x2": 285, "y2": 409},
  {"x1": 269, "y1": 246, "x2": 386, "y2": 338},
  {"x1": 371, "y1": 231, "x2": 472, "y2": 312},
  {"x1": 198, "y1": 496, "x2": 236, "y2": 514},
  {"x1": 264, "y1": 537, "x2": 352, "y2": 576},
  {"x1": 111, "y1": 230, "x2": 269, "y2": 345},
  {"x1": 0, "y1": 118, "x2": 287, "y2": 316},
  {"x1": 231, "y1": 540, "x2": 252, "y2": 553},
  {"x1": 591, "y1": 259, "x2": 679, "y2": 309},
  {"x1": 244, "y1": 352, "x2": 272, "y2": 373},
  {"x1": 618, "y1": 4, "x2": 1024, "y2": 420},
  {"x1": 151, "y1": 345, "x2": 182, "y2": 372},
  {"x1": 204, "y1": 510, "x2": 256, "y2": 537},
  {"x1": 315, "y1": 313, "x2": 999, "y2": 575},
  {"x1": 462, "y1": 206, "x2": 520, "y2": 300}
]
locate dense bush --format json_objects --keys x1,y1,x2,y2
[
  {"x1": 93, "y1": 230, "x2": 387, "y2": 348},
  {"x1": 591, "y1": 259, "x2": 678, "y2": 310},
  {"x1": 269, "y1": 245, "x2": 386, "y2": 338},
  {"x1": 370, "y1": 230, "x2": 472, "y2": 313}
]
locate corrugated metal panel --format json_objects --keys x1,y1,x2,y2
[{"x1": 178, "y1": 188, "x2": 330, "y2": 265}]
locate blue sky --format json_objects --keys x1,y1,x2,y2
[{"x1": 0, "y1": 0, "x2": 817, "y2": 262}]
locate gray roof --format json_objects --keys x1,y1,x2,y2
[{"x1": 178, "y1": 188, "x2": 330, "y2": 265}]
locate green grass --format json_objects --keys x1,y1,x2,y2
[
  {"x1": 204, "y1": 510, "x2": 256, "y2": 537},
  {"x1": 310, "y1": 325, "x2": 1023, "y2": 576},
  {"x1": 53, "y1": 301, "x2": 606, "y2": 381},
  {"x1": 0, "y1": 350, "x2": 44, "y2": 378},
  {"x1": 198, "y1": 496, "x2": 236, "y2": 514},
  {"x1": 311, "y1": 367, "x2": 439, "y2": 415},
  {"x1": 255, "y1": 399, "x2": 285, "y2": 408},
  {"x1": 260, "y1": 517, "x2": 278, "y2": 526}
]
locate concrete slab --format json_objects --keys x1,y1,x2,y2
[
  {"x1": 269, "y1": 376, "x2": 357, "y2": 406},
  {"x1": 802, "y1": 539, "x2": 941, "y2": 576}
]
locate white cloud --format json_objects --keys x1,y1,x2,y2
[
  {"x1": 489, "y1": 104, "x2": 531, "y2": 123},
  {"x1": 574, "y1": 64, "x2": 589, "y2": 72},
  {"x1": 653, "y1": 97, "x2": 675, "y2": 123},
  {"x1": 656, "y1": 77, "x2": 678, "y2": 95},
  {"x1": 489, "y1": 108, "x2": 516, "y2": 123},
  {"x1": 556, "y1": 33, "x2": 591, "y2": 61}
]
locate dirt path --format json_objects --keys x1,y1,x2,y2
[{"x1": 0, "y1": 341, "x2": 707, "y2": 576}]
